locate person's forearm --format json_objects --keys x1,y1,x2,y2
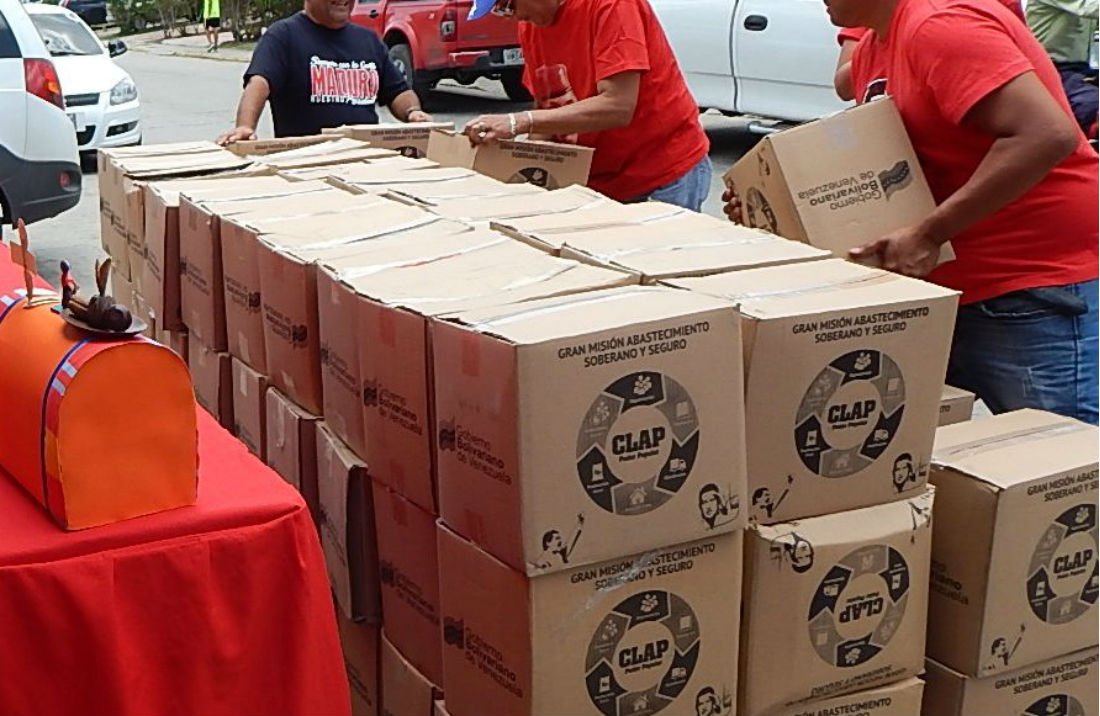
[
  {"x1": 527, "y1": 93, "x2": 634, "y2": 136},
  {"x1": 389, "y1": 89, "x2": 421, "y2": 121},
  {"x1": 234, "y1": 79, "x2": 268, "y2": 132},
  {"x1": 920, "y1": 132, "x2": 1078, "y2": 242}
]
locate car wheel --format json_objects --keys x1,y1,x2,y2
[
  {"x1": 388, "y1": 42, "x2": 436, "y2": 109},
  {"x1": 501, "y1": 69, "x2": 531, "y2": 102}
]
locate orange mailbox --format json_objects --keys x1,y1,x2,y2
[{"x1": 0, "y1": 264, "x2": 197, "y2": 530}]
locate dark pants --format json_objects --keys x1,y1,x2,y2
[{"x1": 1055, "y1": 62, "x2": 1098, "y2": 134}]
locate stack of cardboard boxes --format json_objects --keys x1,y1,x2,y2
[{"x1": 922, "y1": 409, "x2": 1099, "y2": 716}]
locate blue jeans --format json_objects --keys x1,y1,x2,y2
[
  {"x1": 947, "y1": 279, "x2": 1099, "y2": 425},
  {"x1": 637, "y1": 156, "x2": 713, "y2": 212}
]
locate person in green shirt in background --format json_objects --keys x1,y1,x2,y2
[
  {"x1": 202, "y1": 0, "x2": 221, "y2": 52},
  {"x1": 1028, "y1": 0, "x2": 1099, "y2": 133}
]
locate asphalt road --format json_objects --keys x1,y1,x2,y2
[{"x1": 27, "y1": 49, "x2": 759, "y2": 289}]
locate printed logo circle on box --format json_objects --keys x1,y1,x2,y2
[
  {"x1": 808, "y1": 545, "x2": 910, "y2": 668},
  {"x1": 576, "y1": 372, "x2": 700, "y2": 515},
  {"x1": 1027, "y1": 503, "x2": 1098, "y2": 624},
  {"x1": 795, "y1": 350, "x2": 905, "y2": 478},
  {"x1": 585, "y1": 590, "x2": 700, "y2": 716},
  {"x1": 509, "y1": 167, "x2": 557, "y2": 189},
  {"x1": 1023, "y1": 694, "x2": 1085, "y2": 716}
]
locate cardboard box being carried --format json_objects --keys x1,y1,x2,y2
[
  {"x1": 319, "y1": 237, "x2": 635, "y2": 510},
  {"x1": 264, "y1": 387, "x2": 322, "y2": 519},
  {"x1": 438, "y1": 525, "x2": 742, "y2": 716},
  {"x1": 428, "y1": 130, "x2": 594, "y2": 189},
  {"x1": 740, "y1": 489, "x2": 934, "y2": 715},
  {"x1": 337, "y1": 611, "x2": 381, "y2": 716},
  {"x1": 324, "y1": 122, "x2": 456, "y2": 158},
  {"x1": 381, "y1": 634, "x2": 442, "y2": 716},
  {"x1": 776, "y1": 677, "x2": 925, "y2": 716},
  {"x1": 231, "y1": 357, "x2": 267, "y2": 458},
  {"x1": 231, "y1": 136, "x2": 398, "y2": 169},
  {"x1": 938, "y1": 385, "x2": 976, "y2": 427},
  {"x1": 373, "y1": 481, "x2": 443, "y2": 685},
  {"x1": 189, "y1": 340, "x2": 233, "y2": 430},
  {"x1": 927, "y1": 409, "x2": 1099, "y2": 677},
  {"x1": 433, "y1": 286, "x2": 746, "y2": 575},
  {"x1": 723, "y1": 98, "x2": 952, "y2": 264},
  {"x1": 922, "y1": 649, "x2": 1099, "y2": 716},
  {"x1": 668, "y1": 259, "x2": 958, "y2": 524},
  {"x1": 316, "y1": 421, "x2": 380, "y2": 622}
]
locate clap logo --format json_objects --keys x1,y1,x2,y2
[{"x1": 1027, "y1": 503, "x2": 1098, "y2": 624}]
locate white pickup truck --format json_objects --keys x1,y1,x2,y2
[{"x1": 650, "y1": 0, "x2": 850, "y2": 125}]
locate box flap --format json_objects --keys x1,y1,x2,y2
[
  {"x1": 190, "y1": 183, "x2": 346, "y2": 216},
  {"x1": 113, "y1": 149, "x2": 252, "y2": 178},
  {"x1": 266, "y1": 216, "x2": 476, "y2": 268},
  {"x1": 146, "y1": 174, "x2": 293, "y2": 206},
  {"x1": 325, "y1": 163, "x2": 475, "y2": 187},
  {"x1": 931, "y1": 409, "x2": 1097, "y2": 489},
  {"x1": 444, "y1": 285, "x2": 735, "y2": 344},
  {"x1": 669, "y1": 258, "x2": 958, "y2": 318},
  {"x1": 425, "y1": 185, "x2": 606, "y2": 222},
  {"x1": 491, "y1": 200, "x2": 696, "y2": 249}
]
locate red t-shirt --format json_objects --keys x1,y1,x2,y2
[
  {"x1": 851, "y1": 0, "x2": 1099, "y2": 304},
  {"x1": 519, "y1": 0, "x2": 709, "y2": 201}
]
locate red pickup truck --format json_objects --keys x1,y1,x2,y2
[{"x1": 350, "y1": 0, "x2": 529, "y2": 103}]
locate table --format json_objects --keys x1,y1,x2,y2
[{"x1": 0, "y1": 408, "x2": 351, "y2": 716}]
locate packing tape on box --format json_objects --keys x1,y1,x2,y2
[
  {"x1": 296, "y1": 215, "x2": 442, "y2": 251},
  {"x1": 465, "y1": 286, "x2": 659, "y2": 330},
  {"x1": 721, "y1": 272, "x2": 896, "y2": 302},
  {"x1": 337, "y1": 237, "x2": 504, "y2": 282},
  {"x1": 934, "y1": 421, "x2": 1090, "y2": 462},
  {"x1": 580, "y1": 235, "x2": 780, "y2": 264}
]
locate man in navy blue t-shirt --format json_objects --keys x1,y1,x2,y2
[{"x1": 217, "y1": 0, "x2": 431, "y2": 142}]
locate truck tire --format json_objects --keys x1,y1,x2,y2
[
  {"x1": 388, "y1": 43, "x2": 436, "y2": 108},
  {"x1": 501, "y1": 70, "x2": 532, "y2": 102}
]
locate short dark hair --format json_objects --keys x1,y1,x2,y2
[
  {"x1": 700, "y1": 483, "x2": 721, "y2": 498},
  {"x1": 752, "y1": 487, "x2": 769, "y2": 504},
  {"x1": 697, "y1": 686, "x2": 716, "y2": 700},
  {"x1": 542, "y1": 530, "x2": 561, "y2": 550}
]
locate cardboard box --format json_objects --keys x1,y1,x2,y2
[
  {"x1": 230, "y1": 136, "x2": 398, "y2": 169},
  {"x1": 372, "y1": 481, "x2": 443, "y2": 685},
  {"x1": 231, "y1": 357, "x2": 268, "y2": 458},
  {"x1": 438, "y1": 525, "x2": 742, "y2": 716},
  {"x1": 723, "y1": 98, "x2": 952, "y2": 264},
  {"x1": 410, "y1": 185, "x2": 608, "y2": 224},
  {"x1": 109, "y1": 269, "x2": 135, "y2": 316},
  {"x1": 938, "y1": 385, "x2": 976, "y2": 427},
  {"x1": 433, "y1": 285, "x2": 746, "y2": 575},
  {"x1": 776, "y1": 677, "x2": 925, "y2": 716},
  {"x1": 668, "y1": 259, "x2": 958, "y2": 524},
  {"x1": 428, "y1": 130, "x2": 594, "y2": 189},
  {"x1": 344, "y1": 171, "x2": 540, "y2": 205},
  {"x1": 337, "y1": 611, "x2": 382, "y2": 716},
  {"x1": 282, "y1": 156, "x2": 443, "y2": 183},
  {"x1": 220, "y1": 189, "x2": 373, "y2": 373},
  {"x1": 320, "y1": 238, "x2": 635, "y2": 510},
  {"x1": 740, "y1": 489, "x2": 934, "y2": 715},
  {"x1": 132, "y1": 291, "x2": 155, "y2": 339},
  {"x1": 927, "y1": 409, "x2": 1099, "y2": 677},
  {"x1": 324, "y1": 122, "x2": 456, "y2": 158},
  {"x1": 257, "y1": 206, "x2": 472, "y2": 415},
  {"x1": 381, "y1": 633, "x2": 442, "y2": 716},
  {"x1": 155, "y1": 326, "x2": 189, "y2": 363},
  {"x1": 188, "y1": 340, "x2": 233, "y2": 430},
  {"x1": 224, "y1": 135, "x2": 335, "y2": 157},
  {"x1": 922, "y1": 649, "x2": 1099, "y2": 716},
  {"x1": 316, "y1": 421, "x2": 381, "y2": 622},
  {"x1": 265, "y1": 387, "x2": 322, "y2": 520}
]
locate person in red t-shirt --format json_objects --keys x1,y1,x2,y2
[{"x1": 462, "y1": 0, "x2": 712, "y2": 210}]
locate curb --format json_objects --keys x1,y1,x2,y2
[{"x1": 130, "y1": 42, "x2": 251, "y2": 63}]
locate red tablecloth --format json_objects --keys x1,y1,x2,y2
[{"x1": 0, "y1": 408, "x2": 351, "y2": 716}]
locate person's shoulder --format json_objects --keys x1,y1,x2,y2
[
  {"x1": 263, "y1": 12, "x2": 303, "y2": 38},
  {"x1": 339, "y1": 21, "x2": 382, "y2": 41}
]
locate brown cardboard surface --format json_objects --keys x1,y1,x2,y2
[
  {"x1": 132, "y1": 291, "x2": 155, "y2": 339},
  {"x1": 938, "y1": 385, "x2": 976, "y2": 427},
  {"x1": 433, "y1": 285, "x2": 746, "y2": 575},
  {"x1": 323, "y1": 164, "x2": 479, "y2": 192},
  {"x1": 337, "y1": 611, "x2": 381, "y2": 716},
  {"x1": 264, "y1": 386, "x2": 321, "y2": 520},
  {"x1": 492, "y1": 200, "x2": 695, "y2": 254},
  {"x1": 230, "y1": 356, "x2": 267, "y2": 458},
  {"x1": 438, "y1": 525, "x2": 742, "y2": 716},
  {"x1": 669, "y1": 259, "x2": 958, "y2": 524},
  {"x1": 188, "y1": 340, "x2": 233, "y2": 430},
  {"x1": 321, "y1": 237, "x2": 635, "y2": 512},
  {"x1": 775, "y1": 677, "x2": 925, "y2": 716},
  {"x1": 372, "y1": 480, "x2": 443, "y2": 685},
  {"x1": 427, "y1": 130, "x2": 594, "y2": 189},
  {"x1": 323, "y1": 122, "x2": 455, "y2": 158},
  {"x1": 740, "y1": 488, "x2": 934, "y2": 715},
  {"x1": 928, "y1": 409, "x2": 1099, "y2": 677},
  {"x1": 237, "y1": 137, "x2": 398, "y2": 169},
  {"x1": 219, "y1": 189, "x2": 372, "y2": 373},
  {"x1": 155, "y1": 326, "x2": 189, "y2": 363},
  {"x1": 381, "y1": 633, "x2": 441, "y2": 716},
  {"x1": 922, "y1": 649, "x2": 1099, "y2": 716},
  {"x1": 417, "y1": 185, "x2": 607, "y2": 223},
  {"x1": 109, "y1": 270, "x2": 135, "y2": 320},
  {"x1": 316, "y1": 421, "x2": 380, "y2": 622},
  {"x1": 224, "y1": 135, "x2": 334, "y2": 156}
]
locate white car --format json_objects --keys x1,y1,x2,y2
[
  {"x1": 0, "y1": 0, "x2": 81, "y2": 224},
  {"x1": 25, "y1": 3, "x2": 140, "y2": 168}
]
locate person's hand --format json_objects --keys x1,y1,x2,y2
[
  {"x1": 722, "y1": 186, "x2": 743, "y2": 225},
  {"x1": 850, "y1": 224, "x2": 941, "y2": 278},
  {"x1": 463, "y1": 114, "x2": 513, "y2": 146},
  {"x1": 216, "y1": 126, "x2": 256, "y2": 146},
  {"x1": 407, "y1": 109, "x2": 433, "y2": 123}
]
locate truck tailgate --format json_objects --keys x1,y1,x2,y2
[{"x1": 454, "y1": 0, "x2": 519, "y2": 51}]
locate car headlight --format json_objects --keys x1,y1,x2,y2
[{"x1": 110, "y1": 78, "x2": 137, "y2": 105}]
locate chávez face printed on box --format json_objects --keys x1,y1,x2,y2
[
  {"x1": 1024, "y1": 693, "x2": 1086, "y2": 716},
  {"x1": 985, "y1": 626, "x2": 1026, "y2": 672},
  {"x1": 697, "y1": 484, "x2": 739, "y2": 530},
  {"x1": 585, "y1": 590, "x2": 703, "y2": 716},
  {"x1": 1026, "y1": 503, "x2": 1098, "y2": 626},
  {"x1": 807, "y1": 544, "x2": 910, "y2": 668},
  {"x1": 892, "y1": 453, "x2": 917, "y2": 494},
  {"x1": 752, "y1": 476, "x2": 792, "y2": 521},
  {"x1": 534, "y1": 514, "x2": 585, "y2": 570},
  {"x1": 576, "y1": 372, "x2": 700, "y2": 517},
  {"x1": 795, "y1": 349, "x2": 905, "y2": 480},
  {"x1": 694, "y1": 685, "x2": 731, "y2": 716}
]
